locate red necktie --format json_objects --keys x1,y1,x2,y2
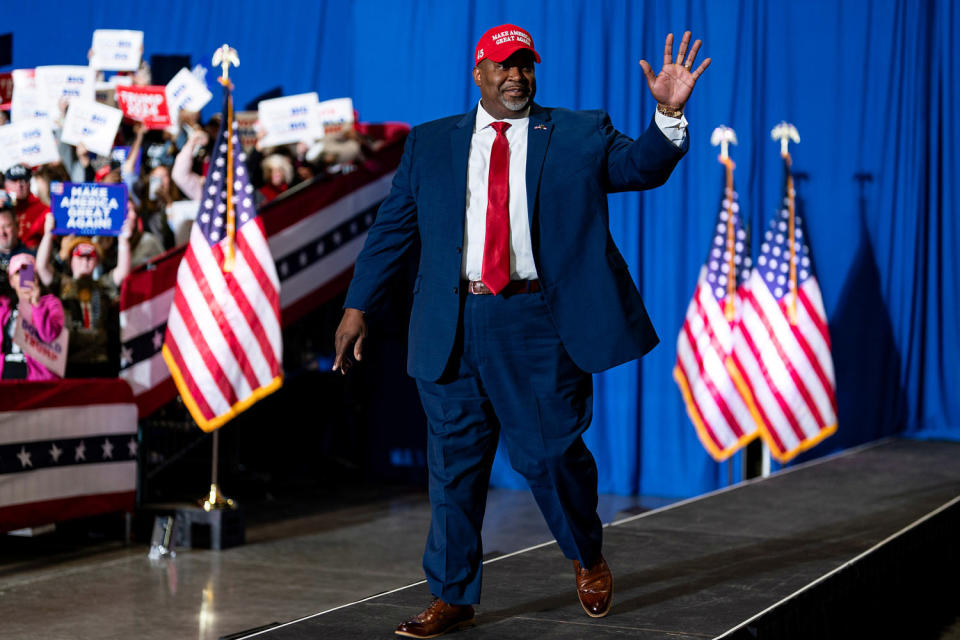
[{"x1": 482, "y1": 121, "x2": 511, "y2": 295}]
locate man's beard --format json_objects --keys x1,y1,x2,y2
[{"x1": 500, "y1": 87, "x2": 531, "y2": 112}]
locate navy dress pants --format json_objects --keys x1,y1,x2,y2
[{"x1": 415, "y1": 288, "x2": 603, "y2": 605}]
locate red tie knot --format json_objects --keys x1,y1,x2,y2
[{"x1": 491, "y1": 121, "x2": 511, "y2": 135}]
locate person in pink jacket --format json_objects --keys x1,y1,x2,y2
[{"x1": 1, "y1": 253, "x2": 65, "y2": 381}]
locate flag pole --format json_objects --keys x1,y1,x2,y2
[
  {"x1": 711, "y1": 126, "x2": 738, "y2": 321},
  {"x1": 771, "y1": 122, "x2": 801, "y2": 326},
  {"x1": 199, "y1": 43, "x2": 242, "y2": 512},
  {"x1": 213, "y1": 44, "x2": 240, "y2": 273}
]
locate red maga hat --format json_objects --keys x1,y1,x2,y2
[{"x1": 474, "y1": 24, "x2": 541, "y2": 66}]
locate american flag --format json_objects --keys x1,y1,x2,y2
[
  {"x1": 674, "y1": 171, "x2": 759, "y2": 461},
  {"x1": 728, "y1": 162, "x2": 837, "y2": 462},
  {"x1": 161, "y1": 89, "x2": 283, "y2": 432},
  {"x1": 118, "y1": 124, "x2": 408, "y2": 420}
]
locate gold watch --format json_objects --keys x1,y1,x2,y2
[{"x1": 657, "y1": 103, "x2": 684, "y2": 118}]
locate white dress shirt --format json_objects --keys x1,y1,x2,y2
[{"x1": 461, "y1": 101, "x2": 687, "y2": 281}]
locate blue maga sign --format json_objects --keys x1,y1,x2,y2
[{"x1": 50, "y1": 182, "x2": 127, "y2": 237}]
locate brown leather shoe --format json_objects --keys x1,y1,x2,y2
[
  {"x1": 395, "y1": 598, "x2": 476, "y2": 638},
  {"x1": 574, "y1": 554, "x2": 613, "y2": 618}
]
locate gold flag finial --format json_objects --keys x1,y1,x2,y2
[{"x1": 212, "y1": 44, "x2": 239, "y2": 86}]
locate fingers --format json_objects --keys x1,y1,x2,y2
[
  {"x1": 353, "y1": 335, "x2": 364, "y2": 362},
  {"x1": 685, "y1": 38, "x2": 702, "y2": 69},
  {"x1": 638, "y1": 59, "x2": 657, "y2": 89},
  {"x1": 663, "y1": 32, "x2": 674, "y2": 66},
  {"x1": 676, "y1": 31, "x2": 691, "y2": 66},
  {"x1": 691, "y1": 57, "x2": 712, "y2": 80}
]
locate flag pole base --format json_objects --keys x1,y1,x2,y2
[{"x1": 200, "y1": 483, "x2": 236, "y2": 511}]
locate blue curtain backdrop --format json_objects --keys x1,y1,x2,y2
[{"x1": 5, "y1": 0, "x2": 957, "y2": 498}]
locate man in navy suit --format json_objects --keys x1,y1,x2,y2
[{"x1": 334, "y1": 23, "x2": 710, "y2": 638}]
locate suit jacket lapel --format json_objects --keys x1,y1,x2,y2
[
  {"x1": 449, "y1": 108, "x2": 475, "y2": 227},
  {"x1": 525, "y1": 104, "x2": 552, "y2": 231}
]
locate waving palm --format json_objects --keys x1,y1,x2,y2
[{"x1": 639, "y1": 31, "x2": 711, "y2": 110}]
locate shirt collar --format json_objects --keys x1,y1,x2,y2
[{"x1": 475, "y1": 100, "x2": 530, "y2": 132}]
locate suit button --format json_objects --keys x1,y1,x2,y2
[
  {"x1": 456, "y1": 247, "x2": 462, "y2": 254},
  {"x1": 453, "y1": 287, "x2": 459, "y2": 294}
]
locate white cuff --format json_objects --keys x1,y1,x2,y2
[{"x1": 655, "y1": 110, "x2": 689, "y2": 147}]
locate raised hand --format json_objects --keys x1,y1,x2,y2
[{"x1": 639, "y1": 31, "x2": 711, "y2": 111}]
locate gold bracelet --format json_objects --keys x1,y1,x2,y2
[{"x1": 657, "y1": 103, "x2": 684, "y2": 118}]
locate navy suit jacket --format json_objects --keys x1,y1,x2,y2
[{"x1": 344, "y1": 103, "x2": 687, "y2": 381}]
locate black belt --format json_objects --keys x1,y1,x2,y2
[{"x1": 466, "y1": 280, "x2": 541, "y2": 295}]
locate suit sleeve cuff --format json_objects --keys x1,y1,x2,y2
[{"x1": 654, "y1": 111, "x2": 689, "y2": 148}]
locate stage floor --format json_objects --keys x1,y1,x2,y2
[
  {"x1": 3, "y1": 439, "x2": 959, "y2": 639},
  {"x1": 229, "y1": 439, "x2": 960, "y2": 640}
]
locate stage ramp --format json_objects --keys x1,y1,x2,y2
[{"x1": 223, "y1": 439, "x2": 960, "y2": 640}]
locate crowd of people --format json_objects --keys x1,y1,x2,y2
[{"x1": 1, "y1": 59, "x2": 382, "y2": 382}]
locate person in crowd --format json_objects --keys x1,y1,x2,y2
[
  {"x1": 32, "y1": 164, "x2": 72, "y2": 207},
  {"x1": 132, "y1": 162, "x2": 178, "y2": 249},
  {"x1": 172, "y1": 126, "x2": 209, "y2": 201},
  {"x1": 36, "y1": 209, "x2": 136, "y2": 377},
  {"x1": 1, "y1": 253, "x2": 65, "y2": 381},
  {"x1": 0, "y1": 195, "x2": 31, "y2": 273},
  {"x1": 258, "y1": 153, "x2": 293, "y2": 204},
  {"x1": 4, "y1": 164, "x2": 49, "y2": 250},
  {"x1": 334, "y1": 24, "x2": 709, "y2": 637}
]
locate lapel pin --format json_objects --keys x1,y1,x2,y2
[{"x1": 534, "y1": 123, "x2": 548, "y2": 130}]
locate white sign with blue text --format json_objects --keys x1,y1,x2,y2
[
  {"x1": 0, "y1": 119, "x2": 60, "y2": 171},
  {"x1": 34, "y1": 66, "x2": 96, "y2": 120},
  {"x1": 258, "y1": 93, "x2": 325, "y2": 147},
  {"x1": 165, "y1": 68, "x2": 212, "y2": 124},
  {"x1": 60, "y1": 99, "x2": 123, "y2": 157},
  {"x1": 90, "y1": 29, "x2": 144, "y2": 71}
]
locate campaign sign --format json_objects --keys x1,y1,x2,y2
[
  {"x1": 0, "y1": 119, "x2": 60, "y2": 171},
  {"x1": 10, "y1": 69, "x2": 49, "y2": 123},
  {"x1": 116, "y1": 85, "x2": 172, "y2": 129},
  {"x1": 61, "y1": 99, "x2": 123, "y2": 157},
  {"x1": 318, "y1": 97, "x2": 354, "y2": 134},
  {"x1": 90, "y1": 29, "x2": 144, "y2": 71},
  {"x1": 165, "y1": 68, "x2": 212, "y2": 120},
  {"x1": 111, "y1": 146, "x2": 141, "y2": 175},
  {"x1": 50, "y1": 182, "x2": 127, "y2": 237},
  {"x1": 258, "y1": 93, "x2": 324, "y2": 147},
  {"x1": 235, "y1": 111, "x2": 259, "y2": 150},
  {"x1": 13, "y1": 301, "x2": 69, "y2": 377},
  {"x1": 34, "y1": 66, "x2": 96, "y2": 118}
]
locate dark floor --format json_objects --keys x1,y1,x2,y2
[
  {"x1": 0, "y1": 485, "x2": 661, "y2": 640},
  {"x1": 3, "y1": 440, "x2": 959, "y2": 640}
]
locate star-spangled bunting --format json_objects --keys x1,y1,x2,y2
[
  {"x1": 727, "y1": 162, "x2": 837, "y2": 462},
  {"x1": 0, "y1": 436, "x2": 138, "y2": 475},
  {"x1": 161, "y1": 86, "x2": 283, "y2": 432},
  {"x1": 674, "y1": 169, "x2": 759, "y2": 461}
]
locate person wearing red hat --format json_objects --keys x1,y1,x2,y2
[
  {"x1": 4, "y1": 164, "x2": 50, "y2": 250},
  {"x1": 335, "y1": 23, "x2": 710, "y2": 637}
]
